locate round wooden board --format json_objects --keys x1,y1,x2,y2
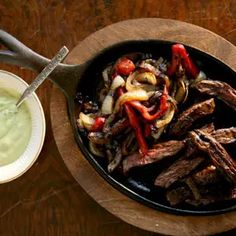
[{"x1": 50, "y1": 19, "x2": 236, "y2": 236}]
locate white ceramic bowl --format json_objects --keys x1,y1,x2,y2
[{"x1": 0, "y1": 70, "x2": 45, "y2": 183}]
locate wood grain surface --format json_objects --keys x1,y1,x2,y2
[{"x1": 0, "y1": 1, "x2": 236, "y2": 236}]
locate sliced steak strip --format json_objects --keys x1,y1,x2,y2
[
  {"x1": 170, "y1": 98, "x2": 215, "y2": 136},
  {"x1": 121, "y1": 132, "x2": 136, "y2": 156},
  {"x1": 186, "y1": 194, "x2": 236, "y2": 206},
  {"x1": 200, "y1": 122, "x2": 215, "y2": 134},
  {"x1": 153, "y1": 126, "x2": 233, "y2": 190},
  {"x1": 212, "y1": 127, "x2": 236, "y2": 144},
  {"x1": 167, "y1": 166, "x2": 235, "y2": 206},
  {"x1": 189, "y1": 130, "x2": 236, "y2": 184},
  {"x1": 184, "y1": 165, "x2": 220, "y2": 201},
  {"x1": 167, "y1": 184, "x2": 236, "y2": 206},
  {"x1": 154, "y1": 124, "x2": 215, "y2": 189},
  {"x1": 193, "y1": 79, "x2": 236, "y2": 110},
  {"x1": 154, "y1": 156, "x2": 205, "y2": 188},
  {"x1": 231, "y1": 187, "x2": 236, "y2": 199},
  {"x1": 188, "y1": 124, "x2": 236, "y2": 145},
  {"x1": 185, "y1": 126, "x2": 236, "y2": 145},
  {"x1": 154, "y1": 122, "x2": 236, "y2": 190},
  {"x1": 110, "y1": 118, "x2": 130, "y2": 136},
  {"x1": 185, "y1": 169, "x2": 235, "y2": 206},
  {"x1": 108, "y1": 146, "x2": 122, "y2": 173},
  {"x1": 166, "y1": 185, "x2": 192, "y2": 206},
  {"x1": 122, "y1": 140, "x2": 185, "y2": 173},
  {"x1": 88, "y1": 132, "x2": 109, "y2": 145},
  {"x1": 191, "y1": 165, "x2": 220, "y2": 186}
]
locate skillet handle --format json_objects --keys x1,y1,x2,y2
[{"x1": 0, "y1": 29, "x2": 81, "y2": 97}]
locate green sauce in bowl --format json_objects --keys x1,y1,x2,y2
[{"x1": 0, "y1": 88, "x2": 31, "y2": 166}]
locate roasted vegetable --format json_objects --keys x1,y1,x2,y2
[
  {"x1": 128, "y1": 85, "x2": 169, "y2": 121},
  {"x1": 168, "y1": 43, "x2": 200, "y2": 78},
  {"x1": 118, "y1": 87, "x2": 148, "y2": 155},
  {"x1": 115, "y1": 57, "x2": 135, "y2": 75}
]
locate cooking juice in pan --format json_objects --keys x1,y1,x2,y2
[{"x1": 0, "y1": 88, "x2": 31, "y2": 166}]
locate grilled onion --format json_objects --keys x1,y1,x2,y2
[
  {"x1": 77, "y1": 112, "x2": 95, "y2": 130},
  {"x1": 155, "y1": 103, "x2": 175, "y2": 128},
  {"x1": 110, "y1": 75, "x2": 125, "y2": 90},
  {"x1": 113, "y1": 89, "x2": 149, "y2": 113},
  {"x1": 126, "y1": 71, "x2": 157, "y2": 91},
  {"x1": 101, "y1": 94, "x2": 114, "y2": 115},
  {"x1": 101, "y1": 75, "x2": 125, "y2": 115},
  {"x1": 175, "y1": 79, "x2": 188, "y2": 103},
  {"x1": 89, "y1": 141, "x2": 104, "y2": 157},
  {"x1": 135, "y1": 72, "x2": 157, "y2": 85}
]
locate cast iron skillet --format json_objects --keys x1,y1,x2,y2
[{"x1": 0, "y1": 30, "x2": 235, "y2": 215}]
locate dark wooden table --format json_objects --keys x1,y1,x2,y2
[{"x1": 0, "y1": 1, "x2": 235, "y2": 235}]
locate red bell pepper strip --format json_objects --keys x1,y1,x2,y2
[
  {"x1": 168, "y1": 44, "x2": 199, "y2": 78},
  {"x1": 124, "y1": 104, "x2": 148, "y2": 155},
  {"x1": 144, "y1": 123, "x2": 151, "y2": 137},
  {"x1": 128, "y1": 85, "x2": 169, "y2": 121},
  {"x1": 115, "y1": 58, "x2": 135, "y2": 75},
  {"x1": 117, "y1": 87, "x2": 148, "y2": 155},
  {"x1": 91, "y1": 117, "x2": 106, "y2": 131}
]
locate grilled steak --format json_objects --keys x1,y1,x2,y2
[
  {"x1": 186, "y1": 194, "x2": 236, "y2": 206},
  {"x1": 191, "y1": 165, "x2": 220, "y2": 185},
  {"x1": 231, "y1": 187, "x2": 236, "y2": 199},
  {"x1": 88, "y1": 119, "x2": 130, "y2": 144},
  {"x1": 193, "y1": 79, "x2": 236, "y2": 110},
  {"x1": 186, "y1": 167, "x2": 235, "y2": 206},
  {"x1": 121, "y1": 132, "x2": 136, "y2": 156},
  {"x1": 122, "y1": 140, "x2": 185, "y2": 173},
  {"x1": 184, "y1": 165, "x2": 220, "y2": 201},
  {"x1": 200, "y1": 122, "x2": 215, "y2": 134},
  {"x1": 167, "y1": 185, "x2": 236, "y2": 206},
  {"x1": 166, "y1": 185, "x2": 192, "y2": 206},
  {"x1": 154, "y1": 156, "x2": 205, "y2": 188},
  {"x1": 88, "y1": 132, "x2": 109, "y2": 145},
  {"x1": 110, "y1": 118, "x2": 130, "y2": 136},
  {"x1": 108, "y1": 146, "x2": 122, "y2": 173},
  {"x1": 212, "y1": 127, "x2": 236, "y2": 144},
  {"x1": 154, "y1": 124, "x2": 236, "y2": 190},
  {"x1": 167, "y1": 166, "x2": 235, "y2": 206},
  {"x1": 189, "y1": 130, "x2": 236, "y2": 184},
  {"x1": 188, "y1": 126, "x2": 236, "y2": 145},
  {"x1": 122, "y1": 124, "x2": 236, "y2": 174},
  {"x1": 190, "y1": 124, "x2": 236, "y2": 144},
  {"x1": 170, "y1": 98, "x2": 215, "y2": 136}
]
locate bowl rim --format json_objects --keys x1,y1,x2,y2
[{"x1": 0, "y1": 69, "x2": 46, "y2": 183}]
